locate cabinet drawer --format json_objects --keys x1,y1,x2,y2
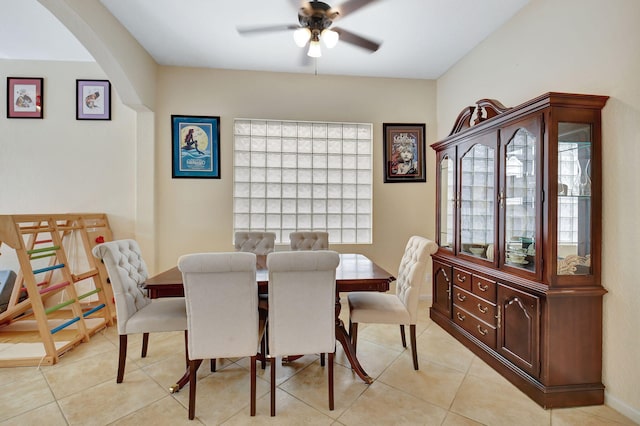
[
  {"x1": 453, "y1": 267, "x2": 472, "y2": 291},
  {"x1": 453, "y1": 306, "x2": 496, "y2": 348},
  {"x1": 453, "y1": 286, "x2": 496, "y2": 326},
  {"x1": 472, "y1": 275, "x2": 497, "y2": 302}
]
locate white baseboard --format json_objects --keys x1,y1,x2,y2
[
  {"x1": 605, "y1": 392, "x2": 640, "y2": 424},
  {"x1": 419, "y1": 294, "x2": 432, "y2": 302}
]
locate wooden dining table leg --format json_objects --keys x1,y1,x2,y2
[
  {"x1": 169, "y1": 359, "x2": 202, "y2": 393},
  {"x1": 335, "y1": 294, "x2": 373, "y2": 384}
]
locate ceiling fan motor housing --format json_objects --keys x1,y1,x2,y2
[{"x1": 298, "y1": 1, "x2": 339, "y2": 36}]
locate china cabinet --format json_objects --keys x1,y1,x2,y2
[{"x1": 430, "y1": 92, "x2": 608, "y2": 408}]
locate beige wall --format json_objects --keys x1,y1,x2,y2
[
  {"x1": 155, "y1": 67, "x2": 437, "y2": 276},
  {"x1": 0, "y1": 60, "x2": 137, "y2": 233},
  {"x1": 437, "y1": 0, "x2": 640, "y2": 419}
]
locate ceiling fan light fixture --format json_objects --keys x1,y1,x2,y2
[
  {"x1": 307, "y1": 40, "x2": 322, "y2": 57},
  {"x1": 321, "y1": 29, "x2": 339, "y2": 48},
  {"x1": 293, "y1": 27, "x2": 311, "y2": 47}
]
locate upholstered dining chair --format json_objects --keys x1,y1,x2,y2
[
  {"x1": 289, "y1": 231, "x2": 329, "y2": 251},
  {"x1": 235, "y1": 231, "x2": 276, "y2": 368},
  {"x1": 266, "y1": 250, "x2": 340, "y2": 416},
  {"x1": 348, "y1": 236, "x2": 438, "y2": 370},
  {"x1": 92, "y1": 239, "x2": 187, "y2": 383},
  {"x1": 234, "y1": 231, "x2": 276, "y2": 269},
  {"x1": 178, "y1": 251, "x2": 263, "y2": 420}
]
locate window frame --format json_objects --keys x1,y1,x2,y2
[{"x1": 233, "y1": 119, "x2": 373, "y2": 244}]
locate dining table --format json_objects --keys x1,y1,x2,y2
[{"x1": 142, "y1": 253, "x2": 395, "y2": 390}]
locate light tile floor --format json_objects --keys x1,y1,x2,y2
[{"x1": 0, "y1": 300, "x2": 636, "y2": 425}]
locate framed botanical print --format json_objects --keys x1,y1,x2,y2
[
  {"x1": 7, "y1": 77, "x2": 43, "y2": 118},
  {"x1": 76, "y1": 79, "x2": 111, "y2": 120}
]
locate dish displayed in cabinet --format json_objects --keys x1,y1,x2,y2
[{"x1": 469, "y1": 247, "x2": 485, "y2": 256}]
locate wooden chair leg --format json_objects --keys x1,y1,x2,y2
[
  {"x1": 410, "y1": 324, "x2": 419, "y2": 370},
  {"x1": 270, "y1": 358, "x2": 277, "y2": 416},
  {"x1": 259, "y1": 312, "x2": 268, "y2": 369},
  {"x1": 400, "y1": 324, "x2": 407, "y2": 348},
  {"x1": 141, "y1": 332, "x2": 149, "y2": 357},
  {"x1": 351, "y1": 323, "x2": 359, "y2": 354},
  {"x1": 184, "y1": 330, "x2": 189, "y2": 368},
  {"x1": 210, "y1": 359, "x2": 216, "y2": 372},
  {"x1": 260, "y1": 328, "x2": 267, "y2": 369},
  {"x1": 250, "y1": 355, "x2": 257, "y2": 416},
  {"x1": 328, "y1": 352, "x2": 334, "y2": 410},
  {"x1": 117, "y1": 334, "x2": 127, "y2": 383},
  {"x1": 320, "y1": 353, "x2": 325, "y2": 366},
  {"x1": 188, "y1": 359, "x2": 203, "y2": 420}
]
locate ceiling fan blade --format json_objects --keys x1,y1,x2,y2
[
  {"x1": 332, "y1": 0, "x2": 379, "y2": 18},
  {"x1": 237, "y1": 24, "x2": 299, "y2": 35},
  {"x1": 297, "y1": 1, "x2": 313, "y2": 16},
  {"x1": 332, "y1": 27, "x2": 380, "y2": 52}
]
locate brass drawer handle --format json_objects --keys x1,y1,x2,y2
[
  {"x1": 477, "y1": 304, "x2": 488, "y2": 314},
  {"x1": 456, "y1": 293, "x2": 466, "y2": 302},
  {"x1": 456, "y1": 312, "x2": 466, "y2": 321},
  {"x1": 477, "y1": 325, "x2": 488, "y2": 336},
  {"x1": 456, "y1": 274, "x2": 467, "y2": 283},
  {"x1": 477, "y1": 282, "x2": 488, "y2": 292}
]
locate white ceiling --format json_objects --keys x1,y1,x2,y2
[{"x1": 2, "y1": 0, "x2": 530, "y2": 80}]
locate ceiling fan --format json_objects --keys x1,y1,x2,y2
[{"x1": 237, "y1": 0, "x2": 381, "y2": 58}]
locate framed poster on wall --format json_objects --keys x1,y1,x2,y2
[
  {"x1": 171, "y1": 115, "x2": 221, "y2": 178},
  {"x1": 383, "y1": 123, "x2": 426, "y2": 183}
]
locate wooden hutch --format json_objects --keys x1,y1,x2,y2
[{"x1": 430, "y1": 92, "x2": 608, "y2": 408}]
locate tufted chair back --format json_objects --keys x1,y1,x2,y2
[
  {"x1": 395, "y1": 236, "x2": 439, "y2": 323},
  {"x1": 289, "y1": 231, "x2": 329, "y2": 251},
  {"x1": 348, "y1": 236, "x2": 437, "y2": 371},
  {"x1": 234, "y1": 231, "x2": 276, "y2": 255},
  {"x1": 235, "y1": 231, "x2": 276, "y2": 270},
  {"x1": 92, "y1": 239, "x2": 151, "y2": 334}
]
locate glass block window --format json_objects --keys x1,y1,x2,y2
[{"x1": 233, "y1": 119, "x2": 373, "y2": 244}]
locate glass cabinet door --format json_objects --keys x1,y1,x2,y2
[
  {"x1": 439, "y1": 154, "x2": 455, "y2": 250},
  {"x1": 460, "y1": 142, "x2": 495, "y2": 260},
  {"x1": 557, "y1": 122, "x2": 592, "y2": 275},
  {"x1": 503, "y1": 127, "x2": 537, "y2": 272}
]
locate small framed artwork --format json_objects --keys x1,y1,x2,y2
[
  {"x1": 7, "y1": 77, "x2": 43, "y2": 118},
  {"x1": 76, "y1": 79, "x2": 111, "y2": 120},
  {"x1": 383, "y1": 123, "x2": 426, "y2": 183},
  {"x1": 171, "y1": 115, "x2": 221, "y2": 179}
]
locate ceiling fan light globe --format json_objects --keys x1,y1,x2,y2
[
  {"x1": 321, "y1": 29, "x2": 339, "y2": 48},
  {"x1": 307, "y1": 40, "x2": 322, "y2": 57},
  {"x1": 293, "y1": 27, "x2": 311, "y2": 47}
]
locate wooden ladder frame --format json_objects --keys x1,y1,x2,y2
[{"x1": 0, "y1": 213, "x2": 115, "y2": 366}]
